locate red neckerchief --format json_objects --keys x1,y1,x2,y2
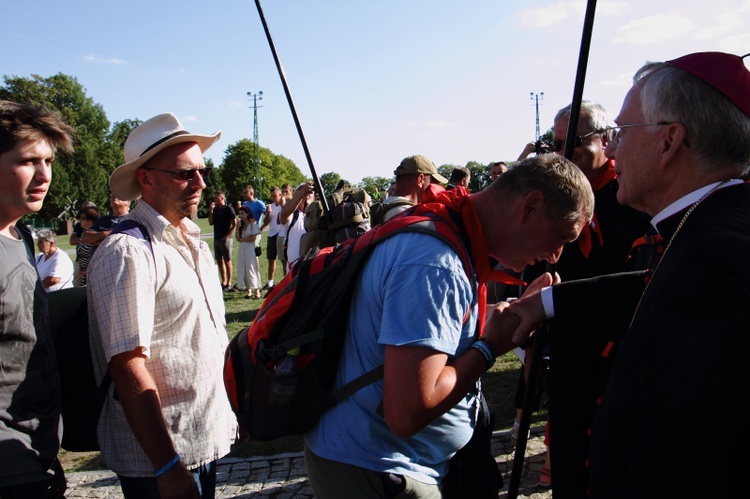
[
  {"x1": 415, "y1": 187, "x2": 525, "y2": 335},
  {"x1": 578, "y1": 159, "x2": 616, "y2": 257}
]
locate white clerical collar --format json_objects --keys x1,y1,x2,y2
[{"x1": 651, "y1": 179, "x2": 744, "y2": 230}]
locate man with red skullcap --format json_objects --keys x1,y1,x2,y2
[{"x1": 501, "y1": 52, "x2": 750, "y2": 498}]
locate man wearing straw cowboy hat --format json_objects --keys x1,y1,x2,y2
[{"x1": 87, "y1": 113, "x2": 236, "y2": 499}]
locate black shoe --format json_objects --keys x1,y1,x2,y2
[{"x1": 261, "y1": 283, "x2": 273, "y2": 292}]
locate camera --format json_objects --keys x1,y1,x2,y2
[{"x1": 535, "y1": 140, "x2": 553, "y2": 155}]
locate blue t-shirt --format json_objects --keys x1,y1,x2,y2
[{"x1": 305, "y1": 231, "x2": 479, "y2": 484}]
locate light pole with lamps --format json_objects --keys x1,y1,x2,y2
[{"x1": 247, "y1": 91, "x2": 264, "y2": 195}]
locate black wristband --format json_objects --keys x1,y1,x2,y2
[
  {"x1": 477, "y1": 336, "x2": 497, "y2": 357},
  {"x1": 470, "y1": 341, "x2": 495, "y2": 370}
]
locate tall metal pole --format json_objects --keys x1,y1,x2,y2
[
  {"x1": 247, "y1": 91, "x2": 264, "y2": 196},
  {"x1": 253, "y1": 0, "x2": 330, "y2": 215},
  {"x1": 530, "y1": 92, "x2": 544, "y2": 142}
]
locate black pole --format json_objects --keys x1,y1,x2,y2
[
  {"x1": 563, "y1": 0, "x2": 598, "y2": 161},
  {"x1": 507, "y1": 1, "x2": 598, "y2": 497},
  {"x1": 253, "y1": 0, "x2": 330, "y2": 215}
]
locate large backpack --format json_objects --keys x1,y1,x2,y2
[
  {"x1": 223, "y1": 207, "x2": 473, "y2": 440},
  {"x1": 370, "y1": 197, "x2": 417, "y2": 226},
  {"x1": 46, "y1": 219, "x2": 152, "y2": 451},
  {"x1": 299, "y1": 182, "x2": 372, "y2": 256}
]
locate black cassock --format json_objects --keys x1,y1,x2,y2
[{"x1": 550, "y1": 182, "x2": 750, "y2": 498}]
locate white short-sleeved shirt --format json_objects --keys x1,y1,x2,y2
[
  {"x1": 35, "y1": 248, "x2": 74, "y2": 292},
  {"x1": 267, "y1": 202, "x2": 284, "y2": 238},
  {"x1": 87, "y1": 201, "x2": 236, "y2": 476}
]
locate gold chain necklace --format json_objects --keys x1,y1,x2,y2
[{"x1": 629, "y1": 180, "x2": 731, "y2": 327}]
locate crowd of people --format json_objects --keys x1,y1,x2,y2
[{"x1": 1, "y1": 49, "x2": 748, "y2": 499}]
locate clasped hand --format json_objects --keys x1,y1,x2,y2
[{"x1": 483, "y1": 272, "x2": 559, "y2": 353}]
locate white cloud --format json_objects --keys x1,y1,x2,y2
[
  {"x1": 518, "y1": 0, "x2": 628, "y2": 29},
  {"x1": 613, "y1": 15, "x2": 695, "y2": 45},
  {"x1": 182, "y1": 115, "x2": 198, "y2": 123},
  {"x1": 517, "y1": 1, "x2": 584, "y2": 28},
  {"x1": 228, "y1": 100, "x2": 244, "y2": 109},
  {"x1": 598, "y1": 71, "x2": 633, "y2": 87},
  {"x1": 718, "y1": 32, "x2": 750, "y2": 53},
  {"x1": 426, "y1": 120, "x2": 450, "y2": 129},
  {"x1": 84, "y1": 54, "x2": 127, "y2": 65}
]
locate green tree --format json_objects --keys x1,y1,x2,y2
[
  {"x1": 0, "y1": 73, "x2": 115, "y2": 224},
  {"x1": 219, "y1": 139, "x2": 306, "y2": 205},
  {"x1": 437, "y1": 164, "x2": 455, "y2": 184},
  {"x1": 466, "y1": 161, "x2": 489, "y2": 192},
  {"x1": 319, "y1": 172, "x2": 342, "y2": 196},
  {"x1": 198, "y1": 158, "x2": 224, "y2": 218},
  {"x1": 358, "y1": 176, "x2": 391, "y2": 200}
]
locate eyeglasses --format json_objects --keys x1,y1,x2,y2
[
  {"x1": 142, "y1": 167, "x2": 211, "y2": 181},
  {"x1": 552, "y1": 130, "x2": 603, "y2": 153},
  {"x1": 603, "y1": 122, "x2": 674, "y2": 147}
]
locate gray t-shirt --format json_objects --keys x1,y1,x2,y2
[{"x1": 0, "y1": 227, "x2": 62, "y2": 487}]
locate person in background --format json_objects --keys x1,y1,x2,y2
[
  {"x1": 68, "y1": 201, "x2": 98, "y2": 246},
  {"x1": 235, "y1": 205, "x2": 262, "y2": 299},
  {"x1": 260, "y1": 186, "x2": 285, "y2": 291},
  {"x1": 372, "y1": 155, "x2": 448, "y2": 225},
  {"x1": 489, "y1": 161, "x2": 507, "y2": 183},
  {"x1": 35, "y1": 228, "x2": 74, "y2": 292},
  {"x1": 73, "y1": 205, "x2": 100, "y2": 286},
  {"x1": 79, "y1": 193, "x2": 131, "y2": 252},
  {"x1": 278, "y1": 181, "x2": 315, "y2": 272},
  {"x1": 208, "y1": 190, "x2": 236, "y2": 290},
  {"x1": 503, "y1": 51, "x2": 750, "y2": 499},
  {"x1": 242, "y1": 184, "x2": 266, "y2": 226},
  {"x1": 518, "y1": 99, "x2": 653, "y2": 490},
  {"x1": 87, "y1": 112, "x2": 236, "y2": 499},
  {"x1": 445, "y1": 166, "x2": 471, "y2": 190},
  {"x1": 0, "y1": 99, "x2": 74, "y2": 498}
]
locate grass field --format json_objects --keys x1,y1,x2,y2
[{"x1": 56, "y1": 217, "x2": 546, "y2": 471}]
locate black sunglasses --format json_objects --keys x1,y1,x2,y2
[
  {"x1": 143, "y1": 167, "x2": 211, "y2": 181},
  {"x1": 552, "y1": 130, "x2": 602, "y2": 153}
]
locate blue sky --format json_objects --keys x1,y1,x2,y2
[{"x1": 2, "y1": 0, "x2": 749, "y2": 184}]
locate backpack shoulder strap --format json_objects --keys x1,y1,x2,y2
[
  {"x1": 110, "y1": 219, "x2": 152, "y2": 250},
  {"x1": 16, "y1": 223, "x2": 35, "y2": 252},
  {"x1": 286, "y1": 210, "x2": 300, "y2": 239}
]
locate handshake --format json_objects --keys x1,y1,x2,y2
[{"x1": 482, "y1": 272, "x2": 556, "y2": 355}]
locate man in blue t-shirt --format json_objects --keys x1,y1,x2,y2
[
  {"x1": 304, "y1": 154, "x2": 595, "y2": 497},
  {"x1": 242, "y1": 184, "x2": 266, "y2": 226}
]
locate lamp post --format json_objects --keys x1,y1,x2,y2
[
  {"x1": 247, "y1": 91, "x2": 263, "y2": 195},
  {"x1": 530, "y1": 92, "x2": 544, "y2": 142}
]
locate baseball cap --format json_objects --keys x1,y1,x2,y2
[{"x1": 393, "y1": 155, "x2": 448, "y2": 184}]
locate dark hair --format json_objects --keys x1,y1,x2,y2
[{"x1": 79, "y1": 206, "x2": 101, "y2": 222}]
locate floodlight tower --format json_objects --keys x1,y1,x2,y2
[
  {"x1": 530, "y1": 92, "x2": 544, "y2": 142},
  {"x1": 247, "y1": 90, "x2": 264, "y2": 193}
]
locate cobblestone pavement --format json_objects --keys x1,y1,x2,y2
[{"x1": 65, "y1": 428, "x2": 551, "y2": 498}]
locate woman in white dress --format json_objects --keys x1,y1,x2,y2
[
  {"x1": 235, "y1": 206, "x2": 262, "y2": 298},
  {"x1": 35, "y1": 228, "x2": 74, "y2": 292}
]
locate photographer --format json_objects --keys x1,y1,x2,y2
[{"x1": 517, "y1": 139, "x2": 553, "y2": 160}]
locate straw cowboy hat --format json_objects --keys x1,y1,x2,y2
[{"x1": 109, "y1": 112, "x2": 221, "y2": 200}]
